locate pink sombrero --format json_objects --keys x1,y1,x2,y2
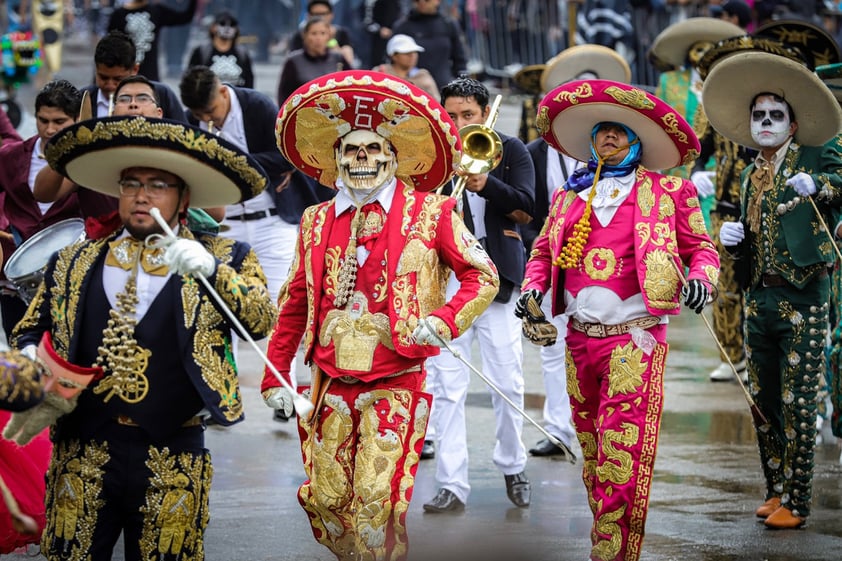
[
  {"x1": 276, "y1": 70, "x2": 461, "y2": 192},
  {"x1": 536, "y1": 79, "x2": 700, "y2": 170}
]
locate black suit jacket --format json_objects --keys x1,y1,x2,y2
[
  {"x1": 81, "y1": 82, "x2": 186, "y2": 122},
  {"x1": 450, "y1": 132, "x2": 535, "y2": 300},
  {"x1": 185, "y1": 86, "x2": 333, "y2": 224}
]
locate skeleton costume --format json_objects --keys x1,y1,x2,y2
[
  {"x1": 263, "y1": 71, "x2": 498, "y2": 561},
  {"x1": 11, "y1": 116, "x2": 276, "y2": 560},
  {"x1": 704, "y1": 51, "x2": 842, "y2": 528},
  {"x1": 522, "y1": 80, "x2": 719, "y2": 561}
]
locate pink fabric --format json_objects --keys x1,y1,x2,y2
[{"x1": 566, "y1": 325, "x2": 668, "y2": 561}]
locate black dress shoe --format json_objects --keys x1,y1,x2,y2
[
  {"x1": 505, "y1": 472, "x2": 531, "y2": 508},
  {"x1": 423, "y1": 488, "x2": 465, "y2": 513},
  {"x1": 529, "y1": 437, "x2": 568, "y2": 457},
  {"x1": 420, "y1": 439, "x2": 435, "y2": 460}
]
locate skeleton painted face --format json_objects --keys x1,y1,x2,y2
[
  {"x1": 337, "y1": 129, "x2": 397, "y2": 191},
  {"x1": 687, "y1": 40, "x2": 714, "y2": 67},
  {"x1": 750, "y1": 95, "x2": 794, "y2": 148}
]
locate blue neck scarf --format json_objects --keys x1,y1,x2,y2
[{"x1": 566, "y1": 123, "x2": 641, "y2": 193}]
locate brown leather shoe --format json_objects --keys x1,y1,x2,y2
[
  {"x1": 764, "y1": 506, "x2": 806, "y2": 529},
  {"x1": 755, "y1": 497, "x2": 781, "y2": 518}
]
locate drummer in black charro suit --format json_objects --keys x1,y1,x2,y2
[{"x1": 0, "y1": 80, "x2": 83, "y2": 339}]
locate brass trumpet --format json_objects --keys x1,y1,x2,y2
[{"x1": 438, "y1": 94, "x2": 504, "y2": 199}]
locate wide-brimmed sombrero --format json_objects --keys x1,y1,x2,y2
[
  {"x1": 702, "y1": 51, "x2": 842, "y2": 149},
  {"x1": 541, "y1": 44, "x2": 631, "y2": 92},
  {"x1": 754, "y1": 19, "x2": 841, "y2": 70},
  {"x1": 276, "y1": 70, "x2": 460, "y2": 192},
  {"x1": 697, "y1": 35, "x2": 807, "y2": 79},
  {"x1": 817, "y1": 62, "x2": 842, "y2": 103},
  {"x1": 513, "y1": 64, "x2": 545, "y2": 95},
  {"x1": 648, "y1": 17, "x2": 744, "y2": 71},
  {"x1": 45, "y1": 116, "x2": 267, "y2": 208},
  {"x1": 536, "y1": 79, "x2": 700, "y2": 170}
]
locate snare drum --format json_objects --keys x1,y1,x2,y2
[{"x1": 3, "y1": 218, "x2": 85, "y2": 303}]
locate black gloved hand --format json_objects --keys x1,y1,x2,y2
[
  {"x1": 681, "y1": 279, "x2": 709, "y2": 314},
  {"x1": 514, "y1": 289, "x2": 543, "y2": 319}
]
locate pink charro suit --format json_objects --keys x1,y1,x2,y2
[
  {"x1": 262, "y1": 181, "x2": 498, "y2": 561},
  {"x1": 523, "y1": 168, "x2": 719, "y2": 561}
]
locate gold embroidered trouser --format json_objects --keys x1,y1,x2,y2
[
  {"x1": 710, "y1": 212, "x2": 746, "y2": 363},
  {"x1": 296, "y1": 372, "x2": 430, "y2": 561},
  {"x1": 565, "y1": 325, "x2": 668, "y2": 561},
  {"x1": 42, "y1": 423, "x2": 211, "y2": 561}
]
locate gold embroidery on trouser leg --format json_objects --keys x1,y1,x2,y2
[
  {"x1": 93, "y1": 263, "x2": 151, "y2": 404},
  {"x1": 592, "y1": 500, "x2": 626, "y2": 561},
  {"x1": 608, "y1": 342, "x2": 646, "y2": 397},
  {"x1": 139, "y1": 446, "x2": 211, "y2": 560},
  {"x1": 597, "y1": 423, "x2": 639, "y2": 485},
  {"x1": 42, "y1": 439, "x2": 110, "y2": 561}
]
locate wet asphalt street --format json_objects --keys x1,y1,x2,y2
[{"x1": 5, "y1": 32, "x2": 842, "y2": 561}]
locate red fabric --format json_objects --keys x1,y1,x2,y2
[
  {"x1": 0, "y1": 411, "x2": 51, "y2": 553},
  {"x1": 84, "y1": 210, "x2": 122, "y2": 240}
]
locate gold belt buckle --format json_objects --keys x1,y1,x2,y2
[{"x1": 584, "y1": 322, "x2": 607, "y2": 338}]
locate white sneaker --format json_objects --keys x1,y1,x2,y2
[{"x1": 709, "y1": 359, "x2": 747, "y2": 382}]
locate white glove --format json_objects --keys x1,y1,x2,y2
[
  {"x1": 163, "y1": 239, "x2": 216, "y2": 277},
  {"x1": 690, "y1": 170, "x2": 716, "y2": 198},
  {"x1": 263, "y1": 386, "x2": 294, "y2": 418},
  {"x1": 718, "y1": 221, "x2": 744, "y2": 247},
  {"x1": 412, "y1": 317, "x2": 450, "y2": 347},
  {"x1": 785, "y1": 172, "x2": 816, "y2": 197}
]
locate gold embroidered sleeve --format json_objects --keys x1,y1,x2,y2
[{"x1": 210, "y1": 245, "x2": 277, "y2": 340}]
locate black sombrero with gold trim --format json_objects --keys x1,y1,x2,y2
[{"x1": 46, "y1": 116, "x2": 267, "y2": 208}]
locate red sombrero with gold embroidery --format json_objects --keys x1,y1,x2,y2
[
  {"x1": 276, "y1": 70, "x2": 461, "y2": 191},
  {"x1": 536, "y1": 79, "x2": 700, "y2": 170}
]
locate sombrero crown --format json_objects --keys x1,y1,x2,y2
[
  {"x1": 702, "y1": 51, "x2": 842, "y2": 149},
  {"x1": 541, "y1": 44, "x2": 631, "y2": 92},
  {"x1": 276, "y1": 70, "x2": 461, "y2": 192},
  {"x1": 536, "y1": 79, "x2": 700, "y2": 170},
  {"x1": 45, "y1": 116, "x2": 267, "y2": 208}
]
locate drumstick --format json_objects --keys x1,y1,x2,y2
[{"x1": 0, "y1": 473, "x2": 38, "y2": 535}]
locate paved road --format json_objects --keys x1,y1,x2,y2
[{"x1": 6, "y1": 35, "x2": 842, "y2": 561}]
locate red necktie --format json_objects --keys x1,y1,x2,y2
[{"x1": 356, "y1": 202, "x2": 386, "y2": 252}]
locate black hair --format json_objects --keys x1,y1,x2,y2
[
  {"x1": 211, "y1": 10, "x2": 240, "y2": 41},
  {"x1": 179, "y1": 66, "x2": 219, "y2": 110},
  {"x1": 440, "y1": 77, "x2": 490, "y2": 109},
  {"x1": 307, "y1": 0, "x2": 332, "y2": 13},
  {"x1": 35, "y1": 79, "x2": 81, "y2": 117},
  {"x1": 95, "y1": 30, "x2": 137, "y2": 69},
  {"x1": 751, "y1": 92, "x2": 796, "y2": 122},
  {"x1": 302, "y1": 15, "x2": 329, "y2": 35},
  {"x1": 115, "y1": 75, "x2": 160, "y2": 105}
]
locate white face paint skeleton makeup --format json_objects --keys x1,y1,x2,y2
[
  {"x1": 750, "y1": 95, "x2": 793, "y2": 148},
  {"x1": 336, "y1": 129, "x2": 398, "y2": 191}
]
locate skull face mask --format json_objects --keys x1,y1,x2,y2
[
  {"x1": 337, "y1": 129, "x2": 397, "y2": 191},
  {"x1": 750, "y1": 95, "x2": 794, "y2": 148},
  {"x1": 687, "y1": 40, "x2": 714, "y2": 68}
]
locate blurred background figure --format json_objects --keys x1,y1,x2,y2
[
  {"x1": 188, "y1": 10, "x2": 253, "y2": 88},
  {"x1": 373, "y1": 33, "x2": 439, "y2": 101},
  {"x1": 288, "y1": 0, "x2": 356, "y2": 67},
  {"x1": 360, "y1": 0, "x2": 406, "y2": 68}
]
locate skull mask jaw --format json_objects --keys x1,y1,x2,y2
[{"x1": 336, "y1": 130, "x2": 397, "y2": 192}]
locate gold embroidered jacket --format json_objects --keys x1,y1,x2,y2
[
  {"x1": 261, "y1": 181, "x2": 499, "y2": 391},
  {"x1": 12, "y1": 229, "x2": 277, "y2": 426}
]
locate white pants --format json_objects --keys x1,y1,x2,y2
[
  {"x1": 426, "y1": 287, "x2": 526, "y2": 503},
  {"x1": 538, "y1": 291, "x2": 576, "y2": 447},
  {"x1": 222, "y1": 215, "x2": 299, "y2": 387}
]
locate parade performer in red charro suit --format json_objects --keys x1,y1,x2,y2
[
  {"x1": 517, "y1": 79, "x2": 720, "y2": 561},
  {"x1": 261, "y1": 70, "x2": 499, "y2": 561}
]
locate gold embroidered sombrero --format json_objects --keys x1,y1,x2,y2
[
  {"x1": 45, "y1": 116, "x2": 267, "y2": 208},
  {"x1": 536, "y1": 79, "x2": 700, "y2": 170},
  {"x1": 702, "y1": 51, "x2": 842, "y2": 149},
  {"x1": 648, "y1": 17, "x2": 744, "y2": 71},
  {"x1": 697, "y1": 35, "x2": 807, "y2": 79},
  {"x1": 541, "y1": 44, "x2": 631, "y2": 92},
  {"x1": 754, "y1": 19, "x2": 841, "y2": 70},
  {"x1": 276, "y1": 70, "x2": 461, "y2": 192},
  {"x1": 513, "y1": 64, "x2": 545, "y2": 95}
]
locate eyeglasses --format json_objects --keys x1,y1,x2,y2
[
  {"x1": 118, "y1": 179, "x2": 180, "y2": 198},
  {"x1": 114, "y1": 93, "x2": 157, "y2": 106}
]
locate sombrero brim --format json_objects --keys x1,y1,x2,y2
[
  {"x1": 702, "y1": 51, "x2": 842, "y2": 149},
  {"x1": 277, "y1": 70, "x2": 460, "y2": 192},
  {"x1": 513, "y1": 64, "x2": 545, "y2": 95},
  {"x1": 46, "y1": 116, "x2": 267, "y2": 208},
  {"x1": 755, "y1": 19, "x2": 842, "y2": 69},
  {"x1": 537, "y1": 80, "x2": 700, "y2": 170},
  {"x1": 817, "y1": 62, "x2": 842, "y2": 103},
  {"x1": 649, "y1": 17, "x2": 745, "y2": 70},
  {"x1": 541, "y1": 45, "x2": 631, "y2": 92}
]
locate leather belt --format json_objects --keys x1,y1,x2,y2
[
  {"x1": 570, "y1": 316, "x2": 660, "y2": 338},
  {"x1": 226, "y1": 208, "x2": 278, "y2": 221},
  {"x1": 761, "y1": 273, "x2": 787, "y2": 287},
  {"x1": 115, "y1": 415, "x2": 203, "y2": 428},
  {"x1": 335, "y1": 366, "x2": 422, "y2": 385}
]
